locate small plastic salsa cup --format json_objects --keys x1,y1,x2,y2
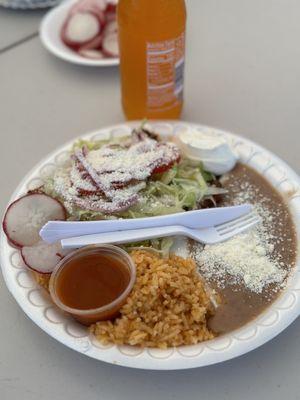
[{"x1": 49, "y1": 244, "x2": 136, "y2": 326}]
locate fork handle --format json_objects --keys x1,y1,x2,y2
[
  {"x1": 61, "y1": 226, "x2": 188, "y2": 249},
  {"x1": 41, "y1": 205, "x2": 252, "y2": 243}
]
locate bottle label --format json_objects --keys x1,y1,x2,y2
[{"x1": 147, "y1": 32, "x2": 185, "y2": 112}]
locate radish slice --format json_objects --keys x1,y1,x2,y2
[
  {"x1": 66, "y1": 13, "x2": 99, "y2": 43},
  {"x1": 70, "y1": 0, "x2": 106, "y2": 15},
  {"x1": 79, "y1": 48, "x2": 104, "y2": 59},
  {"x1": 3, "y1": 193, "x2": 66, "y2": 248},
  {"x1": 105, "y1": 1, "x2": 117, "y2": 21},
  {"x1": 61, "y1": 0, "x2": 118, "y2": 58},
  {"x1": 21, "y1": 241, "x2": 70, "y2": 274},
  {"x1": 106, "y1": 12, "x2": 116, "y2": 23},
  {"x1": 62, "y1": 12, "x2": 103, "y2": 50},
  {"x1": 93, "y1": 0, "x2": 107, "y2": 11},
  {"x1": 82, "y1": 0, "x2": 107, "y2": 12},
  {"x1": 79, "y1": 33, "x2": 103, "y2": 50},
  {"x1": 106, "y1": 1, "x2": 117, "y2": 12},
  {"x1": 104, "y1": 20, "x2": 117, "y2": 35},
  {"x1": 102, "y1": 32, "x2": 119, "y2": 57}
]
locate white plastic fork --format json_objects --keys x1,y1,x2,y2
[
  {"x1": 40, "y1": 205, "x2": 252, "y2": 244},
  {"x1": 61, "y1": 211, "x2": 261, "y2": 249}
]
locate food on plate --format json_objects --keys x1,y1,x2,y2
[
  {"x1": 78, "y1": 48, "x2": 104, "y2": 59},
  {"x1": 1, "y1": 124, "x2": 297, "y2": 348},
  {"x1": 197, "y1": 164, "x2": 297, "y2": 333},
  {"x1": 102, "y1": 31, "x2": 118, "y2": 57},
  {"x1": 21, "y1": 240, "x2": 69, "y2": 274},
  {"x1": 3, "y1": 193, "x2": 66, "y2": 248},
  {"x1": 47, "y1": 127, "x2": 218, "y2": 219},
  {"x1": 32, "y1": 271, "x2": 51, "y2": 290},
  {"x1": 61, "y1": 0, "x2": 119, "y2": 60},
  {"x1": 49, "y1": 245, "x2": 135, "y2": 325},
  {"x1": 91, "y1": 250, "x2": 214, "y2": 348},
  {"x1": 175, "y1": 126, "x2": 237, "y2": 175},
  {"x1": 62, "y1": 12, "x2": 104, "y2": 50}
]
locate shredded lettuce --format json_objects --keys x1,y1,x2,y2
[
  {"x1": 42, "y1": 138, "x2": 224, "y2": 256},
  {"x1": 119, "y1": 159, "x2": 214, "y2": 218},
  {"x1": 72, "y1": 139, "x2": 105, "y2": 152},
  {"x1": 44, "y1": 155, "x2": 220, "y2": 222},
  {"x1": 122, "y1": 237, "x2": 174, "y2": 258},
  {"x1": 72, "y1": 136, "x2": 130, "y2": 152}
]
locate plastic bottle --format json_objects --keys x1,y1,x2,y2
[{"x1": 117, "y1": 0, "x2": 186, "y2": 120}]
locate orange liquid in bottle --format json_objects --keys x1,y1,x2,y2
[{"x1": 118, "y1": 0, "x2": 187, "y2": 120}]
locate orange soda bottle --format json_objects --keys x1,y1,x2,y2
[{"x1": 117, "y1": 0, "x2": 187, "y2": 120}]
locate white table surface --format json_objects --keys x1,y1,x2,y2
[{"x1": 1, "y1": 0, "x2": 300, "y2": 399}]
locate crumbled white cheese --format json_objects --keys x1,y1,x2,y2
[
  {"x1": 86, "y1": 140, "x2": 179, "y2": 186},
  {"x1": 193, "y1": 173, "x2": 290, "y2": 294},
  {"x1": 52, "y1": 137, "x2": 180, "y2": 213},
  {"x1": 193, "y1": 229, "x2": 286, "y2": 293},
  {"x1": 70, "y1": 164, "x2": 95, "y2": 192}
]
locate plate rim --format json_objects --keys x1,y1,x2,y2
[{"x1": 1, "y1": 121, "x2": 300, "y2": 370}]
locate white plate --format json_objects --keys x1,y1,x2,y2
[
  {"x1": 1, "y1": 122, "x2": 300, "y2": 370},
  {"x1": 39, "y1": 0, "x2": 119, "y2": 67}
]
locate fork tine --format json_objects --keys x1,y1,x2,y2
[
  {"x1": 216, "y1": 212, "x2": 257, "y2": 232},
  {"x1": 218, "y1": 218, "x2": 261, "y2": 238},
  {"x1": 217, "y1": 215, "x2": 259, "y2": 234}
]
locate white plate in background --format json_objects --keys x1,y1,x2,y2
[
  {"x1": 39, "y1": 0, "x2": 119, "y2": 67},
  {"x1": 1, "y1": 121, "x2": 299, "y2": 370}
]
